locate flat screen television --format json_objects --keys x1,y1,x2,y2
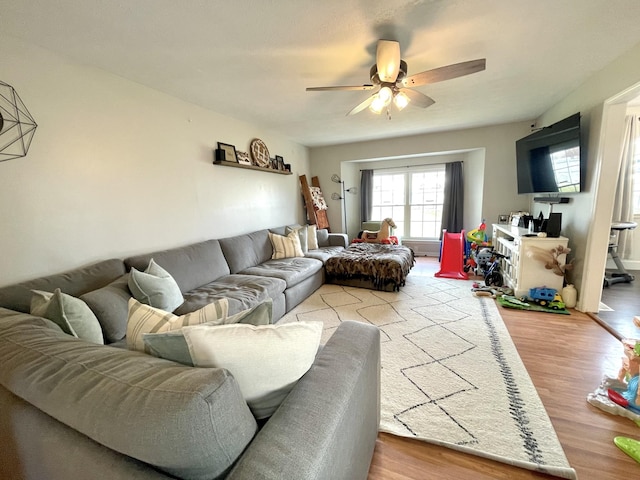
[{"x1": 516, "y1": 112, "x2": 584, "y2": 194}]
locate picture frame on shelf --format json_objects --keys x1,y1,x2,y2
[
  {"x1": 276, "y1": 155, "x2": 284, "y2": 171},
  {"x1": 217, "y1": 142, "x2": 238, "y2": 162},
  {"x1": 236, "y1": 151, "x2": 252, "y2": 165},
  {"x1": 270, "y1": 158, "x2": 277, "y2": 170}
]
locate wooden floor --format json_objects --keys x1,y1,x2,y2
[
  {"x1": 597, "y1": 269, "x2": 640, "y2": 340},
  {"x1": 367, "y1": 257, "x2": 639, "y2": 480}
]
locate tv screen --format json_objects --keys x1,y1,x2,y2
[{"x1": 516, "y1": 113, "x2": 583, "y2": 194}]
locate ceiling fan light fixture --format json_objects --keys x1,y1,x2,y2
[
  {"x1": 369, "y1": 95, "x2": 385, "y2": 114},
  {"x1": 393, "y1": 91, "x2": 410, "y2": 110},
  {"x1": 378, "y1": 86, "x2": 393, "y2": 106}
]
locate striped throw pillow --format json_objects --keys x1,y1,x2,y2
[
  {"x1": 269, "y1": 231, "x2": 304, "y2": 259},
  {"x1": 126, "y1": 297, "x2": 228, "y2": 352}
]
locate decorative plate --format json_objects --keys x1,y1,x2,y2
[{"x1": 250, "y1": 138, "x2": 270, "y2": 167}]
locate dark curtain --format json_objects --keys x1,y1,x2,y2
[
  {"x1": 360, "y1": 169, "x2": 374, "y2": 223},
  {"x1": 441, "y1": 161, "x2": 464, "y2": 236}
]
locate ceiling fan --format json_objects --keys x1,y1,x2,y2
[{"x1": 306, "y1": 40, "x2": 486, "y2": 117}]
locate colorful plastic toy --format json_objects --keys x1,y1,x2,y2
[{"x1": 614, "y1": 436, "x2": 640, "y2": 463}]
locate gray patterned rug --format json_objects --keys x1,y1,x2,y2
[{"x1": 279, "y1": 274, "x2": 577, "y2": 479}]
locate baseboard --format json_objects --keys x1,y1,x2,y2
[{"x1": 401, "y1": 240, "x2": 440, "y2": 257}]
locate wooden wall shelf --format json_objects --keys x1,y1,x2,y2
[{"x1": 213, "y1": 158, "x2": 292, "y2": 175}]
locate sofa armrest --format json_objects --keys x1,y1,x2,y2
[
  {"x1": 226, "y1": 321, "x2": 380, "y2": 480},
  {"x1": 327, "y1": 233, "x2": 348, "y2": 248}
]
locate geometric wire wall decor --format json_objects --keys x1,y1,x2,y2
[{"x1": 0, "y1": 80, "x2": 38, "y2": 163}]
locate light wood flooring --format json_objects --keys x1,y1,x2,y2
[{"x1": 367, "y1": 257, "x2": 639, "y2": 480}]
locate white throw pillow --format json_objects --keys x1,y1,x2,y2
[
  {"x1": 269, "y1": 231, "x2": 304, "y2": 259},
  {"x1": 128, "y1": 259, "x2": 184, "y2": 312},
  {"x1": 126, "y1": 297, "x2": 229, "y2": 352},
  {"x1": 182, "y1": 322, "x2": 323, "y2": 419},
  {"x1": 307, "y1": 224, "x2": 319, "y2": 250}
]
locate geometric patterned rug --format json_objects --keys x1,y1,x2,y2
[{"x1": 279, "y1": 273, "x2": 577, "y2": 479}]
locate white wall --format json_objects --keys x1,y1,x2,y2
[
  {"x1": 535, "y1": 39, "x2": 640, "y2": 312},
  {"x1": 309, "y1": 121, "x2": 532, "y2": 240},
  {"x1": 0, "y1": 35, "x2": 310, "y2": 286}
]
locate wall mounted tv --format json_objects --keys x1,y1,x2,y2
[{"x1": 516, "y1": 112, "x2": 584, "y2": 194}]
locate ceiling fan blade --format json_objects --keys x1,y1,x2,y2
[
  {"x1": 376, "y1": 40, "x2": 401, "y2": 83},
  {"x1": 400, "y1": 89, "x2": 435, "y2": 108},
  {"x1": 403, "y1": 58, "x2": 486, "y2": 87},
  {"x1": 346, "y1": 95, "x2": 376, "y2": 116},
  {"x1": 306, "y1": 85, "x2": 375, "y2": 91}
]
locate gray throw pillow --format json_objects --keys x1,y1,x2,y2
[
  {"x1": 317, "y1": 228, "x2": 330, "y2": 247},
  {"x1": 80, "y1": 275, "x2": 131, "y2": 344},
  {"x1": 143, "y1": 330, "x2": 194, "y2": 366},
  {"x1": 128, "y1": 259, "x2": 184, "y2": 312},
  {"x1": 30, "y1": 289, "x2": 104, "y2": 344}
]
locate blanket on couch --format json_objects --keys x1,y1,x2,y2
[{"x1": 324, "y1": 243, "x2": 415, "y2": 291}]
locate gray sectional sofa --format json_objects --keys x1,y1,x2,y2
[{"x1": 0, "y1": 226, "x2": 381, "y2": 480}]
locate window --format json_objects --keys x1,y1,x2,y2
[{"x1": 371, "y1": 165, "x2": 446, "y2": 239}]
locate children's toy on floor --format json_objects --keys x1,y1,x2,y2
[
  {"x1": 464, "y1": 220, "x2": 493, "y2": 276},
  {"x1": 435, "y1": 229, "x2": 468, "y2": 280},
  {"x1": 614, "y1": 436, "x2": 640, "y2": 463},
  {"x1": 496, "y1": 287, "x2": 570, "y2": 314},
  {"x1": 471, "y1": 282, "x2": 513, "y2": 298},
  {"x1": 587, "y1": 338, "x2": 640, "y2": 426}
]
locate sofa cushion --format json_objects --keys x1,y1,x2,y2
[
  {"x1": 219, "y1": 229, "x2": 272, "y2": 274},
  {"x1": 80, "y1": 275, "x2": 131, "y2": 344},
  {"x1": 30, "y1": 289, "x2": 104, "y2": 344},
  {"x1": 128, "y1": 259, "x2": 184, "y2": 312},
  {"x1": 0, "y1": 314, "x2": 258, "y2": 480},
  {"x1": 175, "y1": 274, "x2": 286, "y2": 316},
  {"x1": 0, "y1": 258, "x2": 126, "y2": 314},
  {"x1": 124, "y1": 239, "x2": 230, "y2": 293},
  {"x1": 239, "y1": 257, "x2": 323, "y2": 288},
  {"x1": 142, "y1": 300, "x2": 274, "y2": 366},
  {"x1": 304, "y1": 246, "x2": 346, "y2": 263},
  {"x1": 183, "y1": 321, "x2": 323, "y2": 419},
  {"x1": 126, "y1": 297, "x2": 228, "y2": 352},
  {"x1": 268, "y1": 231, "x2": 304, "y2": 259}
]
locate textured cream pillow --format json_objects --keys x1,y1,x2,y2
[
  {"x1": 307, "y1": 224, "x2": 319, "y2": 250},
  {"x1": 269, "y1": 231, "x2": 304, "y2": 259},
  {"x1": 183, "y1": 321, "x2": 322, "y2": 419},
  {"x1": 126, "y1": 297, "x2": 228, "y2": 352}
]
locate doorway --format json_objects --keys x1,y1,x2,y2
[{"x1": 591, "y1": 93, "x2": 640, "y2": 339}]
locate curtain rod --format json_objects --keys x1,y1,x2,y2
[{"x1": 360, "y1": 160, "x2": 463, "y2": 172}]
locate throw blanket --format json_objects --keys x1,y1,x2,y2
[{"x1": 325, "y1": 243, "x2": 415, "y2": 291}]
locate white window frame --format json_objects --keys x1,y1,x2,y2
[{"x1": 371, "y1": 164, "x2": 446, "y2": 240}]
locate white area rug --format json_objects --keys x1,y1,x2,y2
[{"x1": 280, "y1": 274, "x2": 577, "y2": 479}]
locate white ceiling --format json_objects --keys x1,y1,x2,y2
[{"x1": 3, "y1": 0, "x2": 640, "y2": 147}]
